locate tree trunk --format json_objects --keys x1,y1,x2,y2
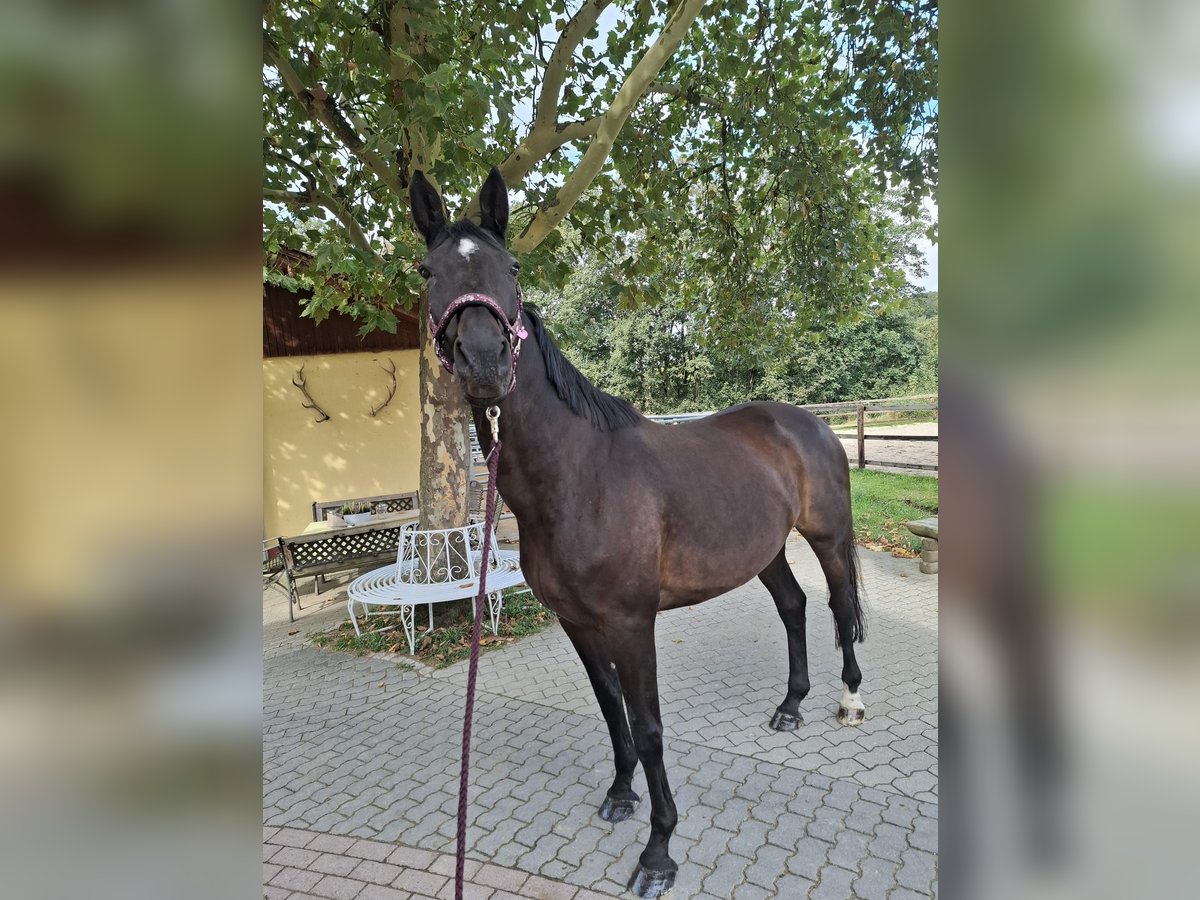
[{"x1": 418, "y1": 292, "x2": 472, "y2": 529}]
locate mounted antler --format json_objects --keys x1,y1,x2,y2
[
  {"x1": 292, "y1": 364, "x2": 330, "y2": 422},
  {"x1": 369, "y1": 358, "x2": 398, "y2": 417}
]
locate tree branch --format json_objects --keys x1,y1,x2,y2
[
  {"x1": 264, "y1": 187, "x2": 383, "y2": 264},
  {"x1": 534, "y1": 0, "x2": 613, "y2": 131},
  {"x1": 647, "y1": 81, "x2": 720, "y2": 109},
  {"x1": 462, "y1": 1, "x2": 615, "y2": 221},
  {"x1": 463, "y1": 115, "x2": 603, "y2": 222},
  {"x1": 514, "y1": 0, "x2": 708, "y2": 253},
  {"x1": 553, "y1": 117, "x2": 604, "y2": 145},
  {"x1": 263, "y1": 30, "x2": 405, "y2": 198},
  {"x1": 498, "y1": 117, "x2": 602, "y2": 184}
]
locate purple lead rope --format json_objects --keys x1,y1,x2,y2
[{"x1": 455, "y1": 407, "x2": 502, "y2": 900}]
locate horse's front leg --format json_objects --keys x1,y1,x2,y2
[
  {"x1": 609, "y1": 622, "x2": 678, "y2": 899},
  {"x1": 560, "y1": 618, "x2": 641, "y2": 822}
]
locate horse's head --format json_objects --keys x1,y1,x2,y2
[{"x1": 409, "y1": 167, "x2": 524, "y2": 405}]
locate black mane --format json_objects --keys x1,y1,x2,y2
[{"x1": 524, "y1": 308, "x2": 642, "y2": 432}]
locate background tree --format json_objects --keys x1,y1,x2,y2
[
  {"x1": 262, "y1": 0, "x2": 938, "y2": 525},
  {"x1": 539, "y1": 241, "x2": 937, "y2": 413}
]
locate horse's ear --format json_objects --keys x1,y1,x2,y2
[
  {"x1": 478, "y1": 166, "x2": 509, "y2": 241},
  {"x1": 409, "y1": 170, "x2": 446, "y2": 246}
]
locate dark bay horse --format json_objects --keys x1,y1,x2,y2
[{"x1": 410, "y1": 168, "x2": 867, "y2": 898}]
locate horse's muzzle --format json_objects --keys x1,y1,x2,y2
[{"x1": 454, "y1": 327, "x2": 513, "y2": 403}]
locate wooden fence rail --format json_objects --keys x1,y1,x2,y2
[
  {"x1": 817, "y1": 398, "x2": 938, "y2": 472},
  {"x1": 648, "y1": 394, "x2": 939, "y2": 474}
]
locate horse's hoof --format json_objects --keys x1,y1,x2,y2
[
  {"x1": 837, "y1": 705, "x2": 865, "y2": 725},
  {"x1": 628, "y1": 863, "x2": 676, "y2": 898},
  {"x1": 769, "y1": 710, "x2": 802, "y2": 731},
  {"x1": 838, "y1": 683, "x2": 865, "y2": 725},
  {"x1": 599, "y1": 793, "x2": 639, "y2": 823}
]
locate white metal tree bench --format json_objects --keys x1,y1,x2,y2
[{"x1": 347, "y1": 521, "x2": 526, "y2": 654}]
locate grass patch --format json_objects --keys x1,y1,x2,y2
[
  {"x1": 849, "y1": 469, "x2": 939, "y2": 556},
  {"x1": 310, "y1": 587, "x2": 557, "y2": 667}
]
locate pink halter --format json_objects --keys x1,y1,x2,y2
[{"x1": 428, "y1": 283, "x2": 528, "y2": 391}]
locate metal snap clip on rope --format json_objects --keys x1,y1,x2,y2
[{"x1": 486, "y1": 405, "x2": 501, "y2": 445}]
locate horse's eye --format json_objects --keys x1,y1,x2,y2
[
  {"x1": 510, "y1": 262, "x2": 520, "y2": 275},
  {"x1": 417, "y1": 264, "x2": 431, "y2": 279}
]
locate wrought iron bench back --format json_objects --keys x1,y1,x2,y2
[{"x1": 395, "y1": 522, "x2": 501, "y2": 586}]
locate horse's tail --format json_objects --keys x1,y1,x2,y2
[{"x1": 838, "y1": 537, "x2": 867, "y2": 647}]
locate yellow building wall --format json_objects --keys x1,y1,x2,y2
[{"x1": 263, "y1": 350, "x2": 422, "y2": 539}]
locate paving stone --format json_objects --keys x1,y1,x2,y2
[
  {"x1": 744, "y1": 843, "x2": 790, "y2": 889},
  {"x1": 524, "y1": 835, "x2": 570, "y2": 874},
  {"x1": 519, "y1": 873, "x2": 580, "y2": 899},
  {"x1": 263, "y1": 543, "x2": 938, "y2": 900},
  {"x1": 271, "y1": 847, "x2": 321, "y2": 869},
  {"x1": 845, "y1": 799, "x2": 885, "y2": 834},
  {"x1": 772, "y1": 872, "x2": 817, "y2": 898},
  {"x1": 806, "y1": 805, "x2": 846, "y2": 843},
  {"x1": 870, "y1": 821, "x2": 910, "y2": 862},
  {"x1": 434, "y1": 879, "x2": 494, "y2": 900},
  {"x1": 350, "y1": 859, "x2": 405, "y2": 885},
  {"x1": 910, "y1": 816, "x2": 939, "y2": 854},
  {"x1": 701, "y1": 853, "x2": 751, "y2": 898},
  {"x1": 393, "y1": 869, "x2": 448, "y2": 897},
  {"x1": 811, "y1": 863, "x2": 856, "y2": 900},
  {"x1": 732, "y1": 881, "x2": 772, "y2": 900},
  {"x1": 359, "y1": 886, "x2": 414, "y2": 900},
  {"x1": 269, "y1": 866, "x2": 323, "y2": 893},
  {"x1": 882, "y1": 796, "x2": 921, "y2": 829},
  {"x1": 787, "y1": 835, "x2": 831, "y2": 882},
  {"x1": 311, "y1": 874, "x2": 369, "y2": 900},
  {"x1": 688, "y1": 827, "x2": 735, "y2": 868},
  {"x1": 273, "y1": 827, "x2": 318, "y2": 849},
  {"x1": 853, "y1": 854, "x2": 899, "y2": 899},
  {"x1": 311, "y1": 852, "x2": 361, "y2": 876},
  {"x1": 728, "y1": 819, "x2": 772, "y2": 858},
  {"x1": 470, "y1": 868, "x2": 528, "y2": 897},
  {"x1": 896, "y1": 847, "x2": 938, "y2": 893},
  {"x1": 309, "y1": 834, "x2": 358, "y2": 855},
  {"x1": 350, "y1": 839, "x2": 397, "y2": 862},
  {"x1": 429, "y1": 856, "x2": 481, "y2": 879}
]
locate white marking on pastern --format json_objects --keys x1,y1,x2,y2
[{"x1": 840, "y1": 682, "x2": 866, "y2": 711}]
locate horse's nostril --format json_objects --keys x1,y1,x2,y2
[{"x1": 455, "y1": 339, "x2": 471, "y2": 366}]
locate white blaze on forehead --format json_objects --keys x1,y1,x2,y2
[{"x1": 457, "y1": 238, "x2": 478, "y2": 260}]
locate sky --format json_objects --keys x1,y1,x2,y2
[{"x1": 911, "y1": 198, "x2": 939, "y2": 291}]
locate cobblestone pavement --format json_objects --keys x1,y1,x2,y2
[{"x1": 264, "y1": 533, "x2": 938, "y2": 899}]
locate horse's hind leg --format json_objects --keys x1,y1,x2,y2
[
  {"x1": 810, "y1": 534, "x2": 867, "y2": 725},
  {"x1": 759, "y1": 546, "x2": 811, "y2": 731},
  {"x1": 559, "y1": 618, "x2": 641, "y2": 822}
]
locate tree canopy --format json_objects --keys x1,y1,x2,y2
[
  {"x1": 263, "y1": 0, "x2": 937, "y2": 329},
  {"x1": 262, "y1": 0, "x2": 938, "y2": 523}
]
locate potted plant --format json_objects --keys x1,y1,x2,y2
[{"x1": 341, "y1": 501, "x2": 373, "y2": 526}]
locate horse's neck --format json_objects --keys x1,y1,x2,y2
[{"x1": 473, "y1": 330, "x2": 602, "y2": 517}]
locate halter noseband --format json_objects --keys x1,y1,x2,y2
[{"x1": 429, "y1": 282, "x2": 528, "y2": 391}]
